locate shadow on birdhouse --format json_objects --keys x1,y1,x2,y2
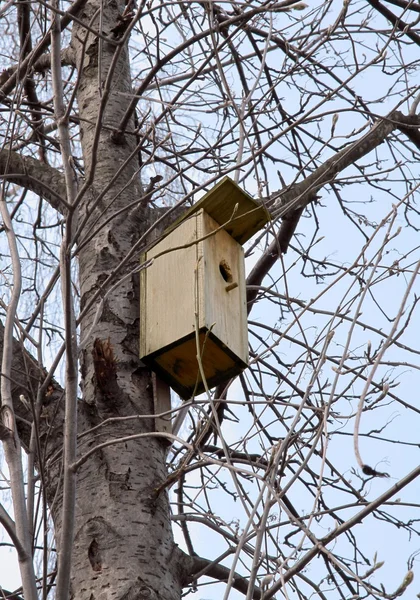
[{"x1": 140, "y1": 176, "x2": 270, "y2": 400}]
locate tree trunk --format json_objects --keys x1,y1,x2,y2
[{"x1": 42, "y1": 1, "x2": 186, "y2": 598}]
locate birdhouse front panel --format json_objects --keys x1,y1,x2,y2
[
  {"x1": 140, "y1": 213, "x2": 199, "y2": 359},
  {"x1": 140, "y1": 208, "x2": 248, "y2": 399}
]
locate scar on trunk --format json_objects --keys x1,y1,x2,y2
[
  {"x1": 88, "y1": 539, "x2": 102, "y2": 572},
  {"x1": 92, "y1": 338, "x2": 120, "y2": 408}
]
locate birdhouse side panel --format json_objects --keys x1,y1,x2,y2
[
  {"x1": 140, "y1": 215, "x2": 200, "y2": 359},
  {"x1": 199, "y1": 212, "x2": 248, "y2": 366}
]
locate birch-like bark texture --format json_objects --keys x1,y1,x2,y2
[
  {"x1": 0, "y1": 189, "x2": 38, "y2": 600},
  {"x1": 1, "y1": 1, "x2": 420, "y2": 600},
  {"x1": 49, "y1": 0, "x2": 184, "y2": 597}
]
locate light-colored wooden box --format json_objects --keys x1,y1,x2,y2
[{"x1": 140, "y1": 177, "x2": 270, "y2": 399}]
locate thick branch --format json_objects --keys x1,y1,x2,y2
[
  {"x1": 17, "y1": 0, "x2": 49, "y2": 163},
  {"x1": 381, "y1": 0, "x2": 420, "y2": 12},
  {"x1": 367, "y1": 0, "x2": 420, "y2": 46},
  {"x1": 270, "y1": 112, "x2": 419, "y2": 216},
  {"x1": 31, "y1": 47, "x2": 76, "y2": 73},
  {"x1": 186, "y1": 555, "x2": 263, "y2": 599},
  {"x1": 0, "y1": 149, "x2": 66, "y2": 213},
  {"x1": 246, "y1": 111, "x2": 420, "y2": 308},
  {"x1": 0, "y1": 0, "x2": 87, "y2": 96},
  {"x1": 0, "y1": 320, "x2": 64, "y2": 451},
  {"x1": 0, "y1": 503, "x2": 29, "y2": 560}
]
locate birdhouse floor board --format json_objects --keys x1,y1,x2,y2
[{"x1": 142, "y1": 329, "x2": 247, "y2": 399}]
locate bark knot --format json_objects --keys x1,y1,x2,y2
[
  {"x1": 88, "y1": 539, "x2": 102, "y2": 572},
  {"x1": 92, "y1": 337, "x2": 118, "y2": 396}
]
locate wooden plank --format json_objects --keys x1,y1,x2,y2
[
  {"x1": 141, "y1": 214, "x2": 199, "y2": 358},
  {"x1": 152, "y1": 373, "x2": 172, "y2": 437},
  {"x1": 201, "y1": 211, "x2": 248, "y2": 365},
  {"x1": 153, "y1": 331, "x2": 247, "y2": 399},
  {"x1": 139, "y1": 252, "x2": 148, "y2": 360},
  {"x1": 162, "y1": 177, "x2": 271, "y2": 245}
]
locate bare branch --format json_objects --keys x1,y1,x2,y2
[
  {"x1": 247, "y1": 111, "x2": 420, "y2": 309},
  {"x1": 186, "y1": 555, "x2": 263, "y2": 599},
  {"x1": 0, "y1": 0, "x2": 88, "y2": 96},
  {"x1": 0, "y1": 188, "x2": 38, "y2": 599},
  {"x1": 0, "y1": 149, "x2": 67, "y2": 212},
  {"x1": 265, "y1": 463, "x2": 420, "y2": 599}
]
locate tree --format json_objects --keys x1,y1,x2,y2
[{"x1": 1, "y1": 0, "x2": 420, "y2": 599}]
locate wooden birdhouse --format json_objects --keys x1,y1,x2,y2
[{"x1": 139, "y1": 177, "x2": 270, "y2": 399}]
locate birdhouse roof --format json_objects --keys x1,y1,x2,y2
[{"x1": 166, "y1": 176, "x2": 271, "y2": 245}]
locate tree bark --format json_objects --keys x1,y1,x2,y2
[{"x1": 40, "y1": 0, "x2": 186, "y2": 598}]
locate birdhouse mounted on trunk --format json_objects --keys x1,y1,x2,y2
[{"x1": 139, "y1": 177, "x2": 270, "y2": 399}]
